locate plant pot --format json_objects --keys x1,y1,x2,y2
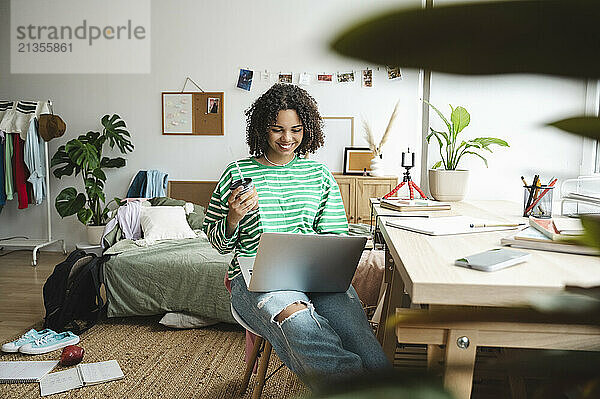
[
  {"x1": 86, "y1": 225, "x2": 106, "y2": 246},
  {"x1": 428, "y1": 169, "x2": 469, "y2": 202},
  {"x1": 370, "y1": 156, "x2": 385, "y2": 177}
]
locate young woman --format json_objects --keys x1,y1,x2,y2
[{"x1": 202, "y1": 83, "x2": 390, "y2": 387}]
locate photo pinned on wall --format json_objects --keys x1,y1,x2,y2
[
  {"x1": 299, "y1": 72, "x2": 311, "y2": 85},
  {"x1": 317, "y1": 73, "x2": 333, "y2": 83},
  {"x1": 237, "y1": 68, "x2": 254, "y2": 91},
  {"x1": 337, "y1": 71, "x2": 355, "y2": 83},
  {"x1": 278, "y1": 73, "x2": 293, "y2": 83},
  {"x1": 386, "y1": 66, "x2": 402, "y2": 80},
  {"x1": 261, "y1": 70, "x2": 270, "y2": 82},
  {"x1": 208, "y1": 98, "x2": 220, "y2": 114},
  {"x1": 362, "y1": 69, "x2": 373, "y2": 88}
]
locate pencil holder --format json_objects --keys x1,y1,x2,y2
[{"x1": 523, "y1": 185, "x2": 554, "y2": 218}]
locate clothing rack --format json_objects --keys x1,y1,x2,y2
[{"x1": 1, "y1": 99, "x2": 65, "y2": 265}]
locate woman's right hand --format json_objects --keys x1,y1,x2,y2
[{"x1": 226, "y1": 186, "x2": 259, "y2": 236}]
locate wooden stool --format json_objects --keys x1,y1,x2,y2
[{"x1": 231, "y1": 304, "x2": 284, "y2": 399}]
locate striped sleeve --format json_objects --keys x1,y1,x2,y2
[
  {"x1": 313, "y1": 166, "x2": 349, "y2": 235},
  {"x1": 201, "y1": 165, "x2": 239, "y2": 254}
]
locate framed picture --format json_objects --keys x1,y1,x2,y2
[
  {"x1": 344, "y1": 147, "x2": 374, "y2": 175},
  {"x1": 162, "y1": 92, "x2": 224, "y2": 135},
  {"x1": 310, "y1": 116, "x2": 354, "y2": 173}
]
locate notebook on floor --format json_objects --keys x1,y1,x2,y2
[{"x1": 0, "y1": 361, "x2": 58, "y2": 384}]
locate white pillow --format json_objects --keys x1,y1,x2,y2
[
  {"x1": 159, "y1": 312, "x2": 219, "y2": 329},
  {"x1": 140, "y1": 206, "x2": 196, "y2": 241}
]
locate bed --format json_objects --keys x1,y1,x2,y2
[{"x1": 102, "y1": 181, "x2": 236, "y2": 324}]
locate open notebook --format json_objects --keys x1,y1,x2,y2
[
  {"x1": 385, "y1": 216, "x2": 521, "y2": 236},
  {"x1": 0, "y1": 361, "x2": 58, "y2": 383},
  {"x1": 39, "y1": 360, "x2": 124, "y2": 396}
]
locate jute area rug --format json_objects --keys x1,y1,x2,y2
[{"x1": 0, "y1": 316, "x2": 309, "y2": 399}]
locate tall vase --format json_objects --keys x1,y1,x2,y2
[{"x1": 370, "y1": 155, "x2": 385, "y2": 177}]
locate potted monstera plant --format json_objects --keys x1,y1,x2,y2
[
  {"x1": 425, "y1": 101, "x2": 509, "y2": 201},
  {"x1": 51, "y1": 114, "x2": 134, "y2": 244}
]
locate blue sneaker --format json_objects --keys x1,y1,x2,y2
[
  {"x1": 19, "y1": 331, "x2": 80, "y2": 355},
  {"x1": 1, "y1": 329, "x2": 56, "y2": 353}
]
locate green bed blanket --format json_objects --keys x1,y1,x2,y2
[{"x1": 103, "y1": 236, "x2": 235, "y2": 324}]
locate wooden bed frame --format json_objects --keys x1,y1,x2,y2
[{"x1": 167, "y1": 180, "x2": 218, "y2": 208}]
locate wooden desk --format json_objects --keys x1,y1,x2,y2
[{"x1": 376, "y1": 200, "x2": 600, "y2": 399}]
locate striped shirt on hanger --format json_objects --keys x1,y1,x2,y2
[{"x1": 202, "y1": 157, "x2": 349, "y2": 280}]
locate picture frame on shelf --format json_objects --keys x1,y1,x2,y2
[{"x1": 344, "y1": 147, "x2": 374, "y2": 175}]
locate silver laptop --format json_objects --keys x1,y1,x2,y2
[{"x1": 237, "y1": 232, "x2": 367, "y2": 292}]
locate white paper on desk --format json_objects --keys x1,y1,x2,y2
[
  {"x1": 385, "y1": 216, "x2": 520, "y2": 236},
  {"x1": 39, "y1": 367, "x2": 82, "y2": 396}
]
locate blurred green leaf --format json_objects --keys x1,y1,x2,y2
[
  {"x1": 548, "y1": 117, "x2": 600, "y2": 141},
  {"x1": 330, "y1": 0, "x2": 600, "y2": 78},
  {"x1": 579, "y1": 215, "x2": 600, "y2": 251}
]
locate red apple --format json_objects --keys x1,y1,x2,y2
[{"x1": 60, "y1": 345, "x2": 84, "y2": 366}]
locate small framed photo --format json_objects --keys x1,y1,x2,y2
[
  {"x1": 317, "y1": 73, "x2": 333, "y2": 83},
  {"x1": 278, "y1": 73, "x2": 293, "y2": 83},
  {"x1": 343, "y1": 147, "x2": 374, "y2": 175},
  {"x1": 337, "y1": 71, "x2": 355, "y2": 83},
  {"x1": 237, "y1": 68, "x2": 254, "y2": 91},
  {"x1": 208, "y1": 97, "x2": 220, "y2": 113}
]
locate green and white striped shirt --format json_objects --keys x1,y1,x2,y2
[{"x1": 202, "y1": 157, "x2": 349, "y2": 280}]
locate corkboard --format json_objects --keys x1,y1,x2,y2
[{"x1": 162, "y1": 92, "x2": 224, "y2": 135}]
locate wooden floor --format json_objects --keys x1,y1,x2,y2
[{"x1": 0, "y1": 250, "x2": 66, "y2": 343}]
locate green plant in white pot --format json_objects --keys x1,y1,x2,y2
[
  {"x1": 51, "y1": 114, "x2": 133, "y2": 244},
  {"x1": 425, "y1": 100, "x2": 508, "y2": 201}
]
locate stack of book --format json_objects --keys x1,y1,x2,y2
[
  {"x1": 379, "y1": 198, "x2": 451, "y2": 212},
  {"x1": 501, "y1": 216, "x2": 597, "y2": 255}
]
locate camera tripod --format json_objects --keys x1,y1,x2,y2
[{"x1": 383, "y1": 165, "x2": 427, "y2": 200}]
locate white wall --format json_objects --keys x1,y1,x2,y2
[
  {"x1": 0, "y1": 0, "x2": 590, "y2": 250},
  {"x1": 427, "y1": 73, "x2": 587, "y2": 200},
  {"x1": 0, "y1": 0, "x2": 423, "y2": 249}
]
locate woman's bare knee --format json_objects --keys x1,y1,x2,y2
[{"x1": 275, "y1": 302, "x2": 308, "y2": 323}]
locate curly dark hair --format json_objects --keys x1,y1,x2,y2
[{"x1": 245, "y1": 83, "x2": 324, "y2": 157}]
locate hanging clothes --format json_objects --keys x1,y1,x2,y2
[
  {"x1": 126, "y1": 170, "x2": 147, "y2": 198},
  {"x1": 24, "y1": 118, "x2": 46, "y2": 205},
  {"x1": 13, "y1": 133, "x2": 29, "y2": 209},
  {"x1": 0, "y1": 133, "x2": 6, "y2": 210},
  {"x1": 0, "y1": 100, "x2": 49, "y2": 140},
  {"x1": 145, "y1": 170, "x2": 168, "y2": 198},
  {"x1": 4, "y1": 133, "x2": 14, "y2": 201}
]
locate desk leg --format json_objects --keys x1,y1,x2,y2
[
  {"x1": 444, "y1": 329, "x2": 478, "y2": 399},
  {"x1": 377, "y1": 249, "x2": 405, "y2": 362}
]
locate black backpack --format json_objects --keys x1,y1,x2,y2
[{"x1": 43, "y1": 250, "x2": 106, "y2": 335}]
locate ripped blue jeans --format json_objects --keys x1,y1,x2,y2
[{"x1": 230, "y1": 274, "x2": 391, "y2": 387}]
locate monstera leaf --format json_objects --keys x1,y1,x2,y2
[
  {"x1": 102, "y1": 114, "x2": 133, "y2": 154},
  {"x1": 55, "y1": 187, "x2": 86, "y2": 218}
]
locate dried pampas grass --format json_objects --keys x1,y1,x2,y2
[{"x1": 363, "y1": 101, "x2": 400, "y2": 156}]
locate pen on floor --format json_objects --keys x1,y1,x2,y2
[{"x1": 470, "y1": 223, "x2": 525, "y2": 228}]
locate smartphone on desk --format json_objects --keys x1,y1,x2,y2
[{"x1": 455, "y1": 248, "x2": 531, "y2": 272}]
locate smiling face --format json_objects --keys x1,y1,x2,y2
[{"x1": 265, "y1": 109, "x2": 304, "y2": 163}]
